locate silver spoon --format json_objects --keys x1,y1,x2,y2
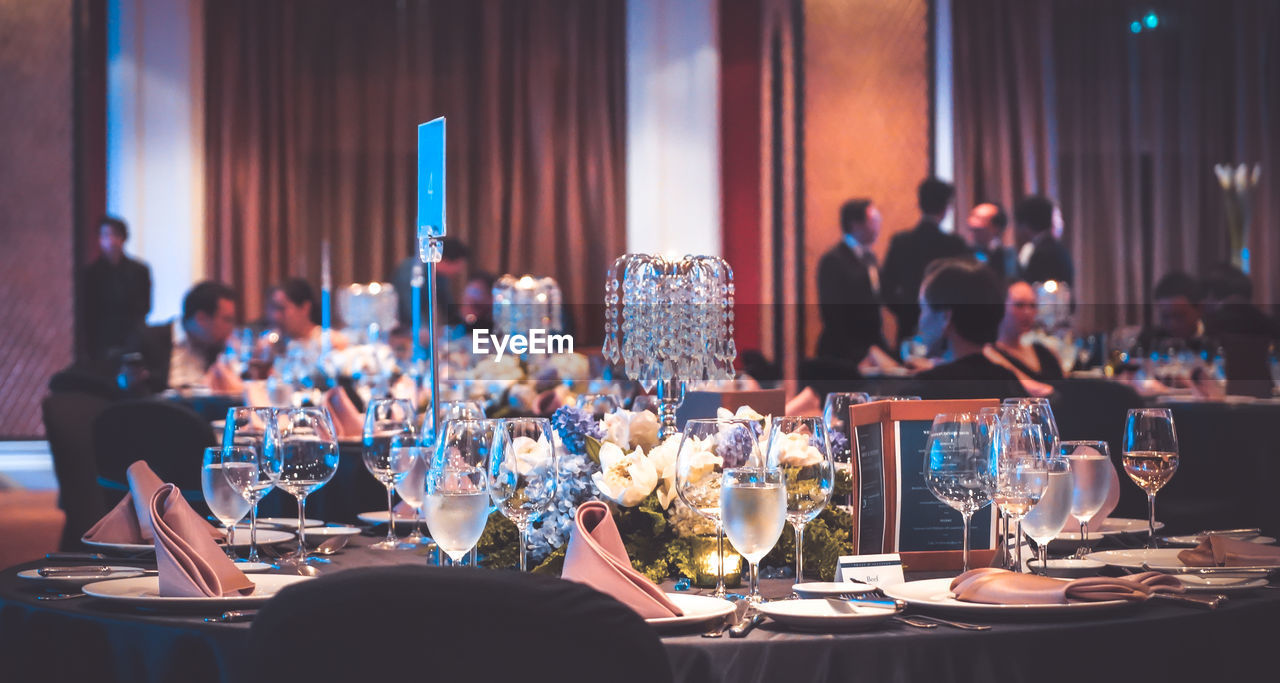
[{"x1": 312, "y1": 535, "x2": 350, "y2": 555}]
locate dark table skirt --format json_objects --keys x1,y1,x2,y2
[{"x1": 3, "y1": 536, "x2": 1279, "y2": 683}]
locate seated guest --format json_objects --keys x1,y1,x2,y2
[
  {"x1": 816, "y1": 198, "x2": 889, "y2": 365},
  {"x1": 986, "y1": 280, "x2": 1065, "y2": 381},
  {"x1": 964, "y1": 202, "x2": 1015, "y2": 280},
  {"x1": 905, "y1": 259, "x2": 1026, "y2": 400},
  {"x1": 169, "y1": 281, "x2": 238, "y2": 388},
  {"x1": 1014, "y1": 195, "x2": 1073, "y2": 286},
  {"x1": 1201, "y1": 263, "x2": 1278, "y2": 341},
  {"x1": 265, "y1": 278, "x2": 348, "y2": 350},
  {"x1": 457, "y1": 271, "x2": 497, "y2": 335},
  {"x1": 881, "y1": 178, "x2": 968, "y2": 344},
  {"x1": 391, "y1": 237, "x2": 469, "y2": 330},
  {"x1": 1137, "y1": 272, "x2": 1210, "y2": 354}
]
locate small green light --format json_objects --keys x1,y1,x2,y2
[{"x1": 1144, "y1": 12, "x2": 1158, "y2": 29}]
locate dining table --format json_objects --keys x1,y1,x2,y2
[{"x1": 3, "y1": 531, "x2": 1278, "y2": 683}]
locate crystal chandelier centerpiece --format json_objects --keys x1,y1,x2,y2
[
  {"x1": 338, "y1": 282, "x2": 399, "y2": 344},
  {"x1": 603, "y1": 254, "x2": 737, "y2": 438},
  {"x1": 492, "y1": 274, "x2": 564, "y2": 338}
]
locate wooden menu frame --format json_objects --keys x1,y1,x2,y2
[{"x1": 849, "y1": 398, "x2": 999, "y2": 571}]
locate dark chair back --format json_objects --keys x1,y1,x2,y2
[
  {"x1": 1049, "y1": 378, "x2": 1146, "y2": 519},
  {"x1": 42, "y1": 392, "x2": 111, "y2": 549},
  {"x1": 48, "y1": 365, "x2": 121, "y2": 400},
  {"x1": 91, "y1": 399, "x2": 213, "y2": 502},
  {"x1": 247, "y1": 566, "x2": 675, "y2": 683}
]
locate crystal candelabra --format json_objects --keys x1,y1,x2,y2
[
  {"x1": 492, "y1": 274, "x2": 564, "y2": 338},
  {"x1": 602, "y1": 254, "x2": 737, "y2": 439},
  {"x1": 338, "y1": 282, "x2": 399, "y2": 344}
]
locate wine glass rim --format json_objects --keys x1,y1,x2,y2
[
  {"x1": 685, "y1": 417, "x2": 756, "y2": 425},
  {"x1": 1127, "y1": 408, "x2": 1173, "y2": 416}
]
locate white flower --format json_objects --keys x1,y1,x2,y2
[
  {"x1": 647, "y1": 436, "x2": 682, "y2": 509},
  {"x1": 503, "y1": 435, "x2": 552, "y2": 476},
  {"x1": 679, "y1": 435, "x2": 724, "y2": 488},
  {"x1": 772, "y1": 431, "x2": 824, "y2": 468},
  {"x1": 628, "y1": 410, "x2": 660, "y2": 451},
  {"x1": 601, "y1": 409, "x2": 631, "y2": 447},
  {"x1": 592, "y1": 442, "x2": 658, "y2": 507},
  {"x1": 600, "y1": 409, "x2": 661, "y2": 452}
]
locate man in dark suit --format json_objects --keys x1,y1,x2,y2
[
  {"x1": 82, "y1": 216, "x2": 152, "y2": 363},
  {"x1": 964, "y1": 202, "x2": 1016, "y2": 280},
  {"x1": 881, "y1": 178, "x2": 968, "y2": 345},
  {"x1": 1201, "y1": 263, "x2": 1278, "y2": 342},
  {"x1": 1014, "y1": 195, "x2": 1073, "y2": 285},
  {"x1": 816, "y1": 199, "x2": 886, "y2": 364}
]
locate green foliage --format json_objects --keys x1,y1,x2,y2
[
  {"x1": 584, "y1": 435, "x2": 602, "y2": 466},
  {"x1": 762, "y1": 467, "x2": 854, "y2": 581},
  {"x1": 476, "y1": 511, "x2": 519, "y2": 569}
]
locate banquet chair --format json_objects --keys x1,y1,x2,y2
[
  {"x1": 247, "y1": 565, "x2": 679, "y2": 683},
  {"x1": 1048, "y1": 378, "x2": 1146, "y2": 518},
  {"x1": 91, "y1": 399, "x2": 212, "y2": 504},
  {"x1": 48, "y1": 364, "x2": 122, "y2": 400},
  {"x1": 41, "y1": 391, "x2": 110, "y2": 549}
]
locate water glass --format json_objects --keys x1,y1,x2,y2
[
  {"x1": 1021, "y1": 456, "x2": 1073, "y2": 574},
  {"x1": 1122, "y1": 408, "x2": 1179, "y2": 547},
  {"x1": 487, "y1": 418, "x2": 557, "y2": 571},
  {"x1": 721, "y1": 467, "x2": 785, "y2": 606},
  {"x1": 923, "y1": 413, "x2": 995, "y2": 572},
  {"x1": 222, "y1": 407, "x2": 279, "y2": 563},
  {"x1": 1061, "y1": 441, "x2": 1112, "y2": 541},
  {"x1": 363, "y1": 398, "x2": 418, "y2": 550},
  {"x1": 202, "y1": 447, "x2": 252, "y2": 560},
  {"x1": 767, "y1": 417, "x2": 833, "y2": 583},
  {"x1": 992, "y1": 421, "x2": 1049, "y2": 572},
  {"x1": 424, "y1": 462, "x2": 490, "y2": 564},
  {"x1": 269, "y1": 407, "x2": 340, "y2": 565}
]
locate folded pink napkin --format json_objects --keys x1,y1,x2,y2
[
  {"x1": 561, "y1": 501, "x2": 683, "y2": 619},
  {"x1": 323, "y1": 387, "x2": 364, "y2": 438},
  {"x1": 1177, "y1": 535, "x2": 1280, "y2": 567},
  {"x1": 150, "y1": 484, "x2": 256, "y2": 598},
  {"x1": 950, "y1": 568, "x2": 1183, "y2": 605},
  {"x1": 83, "y1": 461, "x2": 170, "y2": 543},
  {"x1": 1086, "y1": 456, "x2": 1122, "y2": 530}
]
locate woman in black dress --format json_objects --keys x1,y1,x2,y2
[{"x1": 988, "y1": 280, "x2": 1065, "y2": 381}]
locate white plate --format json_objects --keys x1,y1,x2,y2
[
  {"x1": 758, "y1": 599, "x2": 896, "y2": 632},
  {"x1": 80, "y1": 538, "x2": 156, "y2": 554},
  {"x1": 879, "y1": 578, "x2": 1132, "y2": 616},
  {"x1": 644, "y1": 593, "x2": 737, "y2": 631},
  {"x1": 18, "y1": 566, "x2": 149, "y2": 585},
  {"x1": 1027, "y1": 559, "x2": 1105, "y2": 579},
  {"x1": 357, "y1": 510, "x2": 420, "y2": 526},
  {"x1": 1162, "y1": 534, "x2": 1274, "y2": 547},
  {"x1": 248, "y1": 518, "x2": 326, "y2": 529},
  {"x1": 225, "y1": 529, "x2": 295, "y2": 547},
  {"x1": 234, "y1": 562, "x2": 277, "y2": 573},
  {"x1": 1055, "y1": 518, "x2": 1165, "y2": 541},
  {"x1": 82, "y1": 573, "x2": 313, "y2": 608},
  {"x1": 792, "y1": 581, "x2": 877, "y2": 599},
  {"x1": 300, "y1": 525, "x2": 361, "y2": 540},
  {"x1": 1085, "y1": 548, "x2": 1280, "y2": 571},
  {"x1": 1173, "y1": 575, "x2": 1270, "y2": 593}
]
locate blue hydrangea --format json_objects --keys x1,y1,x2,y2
[
  {"x1": 828, "y1": 430, "x2": 850, "y2": 458},
  {"x1": 550, "y1": 406, "x2": 604, "y2": 456},
  {"x1": 527, "y1": 451, "x2": 600, "y2": 562},
  {"x1": 717, "y1": 423, "x2": 759, "y2": 468}
]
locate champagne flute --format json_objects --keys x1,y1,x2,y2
[
  {"x1": 1060, "y1": 441, "x2": 1113, "y2": 542},
  {"x1": 363, "y1": 398, "x2": 418, "y2": 550},
  {"x1": 767, "y1": 417, "x2": 833, "y2": 584},
  {"x1": 1021, "y1": 455, "x2": 1073, "y2": 574},
  {"x1": 674, "y1": 418, "x2": 760, "y2": 599},
  {"x1": 269, "y1": 407, "x2": 340, "y2": 565},
  {"x1": 487, "y1": 418, "x2": 557, "y2": 572},
  {"x1": 991, "y1": 421, "x2": 1049, "y2": 572},
  {"x1": 222, "y1": 406, "x2": 279, "y2": 563},
  {"x1": 202, "y1": 447, "x2": 252, "y2": 560},
  {"x1": 923, "y1": 413, "x2": 995, "y2": 573},
  {"x1": 1122, "y1": 408, "x2": 1179, "y2": 548}
]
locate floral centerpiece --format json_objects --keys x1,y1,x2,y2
[{"x1": 475, "y1": 404, "x2": 853, "y2": 581}]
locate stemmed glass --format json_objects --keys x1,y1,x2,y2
[
  {"x1": 923, "y1": 413, "x2": 996, "y2": 572},
  {"x1": 363, "y1": 398, "x2": 418, "y2": 550},
  {"x1": 675, "y1": 418, "x2": 761, "y2": 599},
  {"x1": 1021, "y1": 455, "x2": 1073, "y2": 574},
  {"x1": 222, "y1": 407, "x2": 279, "y2": 563},
  {"x1": 487, "y1": 418, "x2": 557, "y2": 572},
  {"x1": 202, "y1": 447, "x2": 252, "y2": 560},
  {"x1": 392, "y1": 443, "x2": 432, "y2": 550},
  {"x1": 1122, "y1": 409, "x2": 1179, "y2": 548},
  {"x1": 268, "y1": 407, "x2": 341, "y2": 565},
  {"x1": 576, "y1": 393, "x2": 621, "y2": 419},
  {"x1": 991, "y1": 421, "x2": 1049, "y2": 572},
  {"x1": 425, "y1": 419, "x2": 495, "y2": 565},
  {"x1": 767, "y1": 417, "x2": 833, "y2": 584},
  {"x1": 1061, "y1": 441, "x2": 1113, "y2": 542},
  {"x1": 421, "y1": 400, "x2": 485, "y2": 448},
  {"x1": 1004, "y1": 397, "x2": 1060, "y2": 460}
]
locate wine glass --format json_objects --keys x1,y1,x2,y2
[
  {"x1": 424, "y1": 423, "x2": 493, "y2": 564},
  {"x1": 1122, "y1": 408, "x2": 1179, "y2": 548},
  {"x1": 1021, "y1": 455, "x2": 1073, "y2": 574},
  {"x1": 1060, "y1": 441, "x2": 1113, "y2": 542},
  {"x1": 202, "y1": 447, "x2": 252, "y2": 560},
  {"x1": 923, "y1": 413, "x2": 996, "y2": 572},
  {"x1": 421, "y1": 400, "x2": 485, "y2": 448},
  {"x1": 487, "y1": 418, "x2": 557, "y2": 572},
  {"x1": 767, "y1": 417, "x2": 833, "y2": 584},
  {"x1": 363, "y1": 398, "x2": 418, "y2": 550},
  {"x1": 392, "y1": 444, "x2": 432, "y2": 550},
  {"x1": 222, "y1": 406, "x2": 279, "y2": 563},
  {"x1": 674, "y1": 418, "x2": 760, "y2": 599},
  {"x1": 991, "y1": 421, "x2": 1049, "y2": 572},
  {"x1": 722, "y1": 466, "x2": 785, "y2": 607},
  {"x1": 268, "y1": 407, "x2": 341, "y2": 565},
  {"x1": 1003, "y1": 397, "x2": 1060, "y2": 460},
  {"x1": 822, "y1": 392, "x2": 870, "y2": 465},
  {"x1": 576, "y1": 393, "x2": 620, "y2": 419}
]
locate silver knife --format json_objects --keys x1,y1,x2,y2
[
  {"x1": 702, "y1": 600, "x2": 748, "y2": 638},
  {"x1": 44, "y1": 553, "x2": 107, "y2": 562},
  {"x1": 728, "y1": 611, "x2": 764, "y2": 638},
  {"x1": 1151, "y1": 592, "x2": 1226, "y2": 609},
  {"x1": 37, "y1": 566, "x2": 112, "y2": 577},
  {"x1": 204, "y1": 609, "x2": 258, "y2": 623},
  {"x1": 1141, "y1": 562, "x2": 1274, "y2": 576}
]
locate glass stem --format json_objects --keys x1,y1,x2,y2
[
  {"x1": 248, "y1": 497, "x2": 260, "y2": 563},
  {"x1": 1147, "y1": 493, "x2": 1158, "y2": 548},
  {"x1": 225, "y1": 523, "x2": 237, "y2": 560},
  {"x1": 1038, "y1": 543, "x2": 1048, "y2": 576},
  {"x1": 749, "y1": 560, "x2": 760, "y2": 604},
  {"x1": 1014, "y1": 519, "x2": 1023, "y2": 572},
  {"x1": 794, "y1": 522, "x2": 805, "y2": 582},
  {"x1": 715, "y1": 525, "x2": 726, "y2": 598},
  {"x1": 996, "y1": 510, "x2": 1007, "y2": 569},
  {"x1": 961, "y1": 511, "x2": 972, "y2": 573},
  {"x1": 1080, "y1": 519, "x2": 1089, "y2": 542},
  {"x1": 296, "y1": 495, "x2": 308, "y2": 560},
  {"x1": 385, "y1": 484, "x2": 397, "y2": 544},
  {"x1": 518, "y1": 525, "x2": 529, "y2": 572}
]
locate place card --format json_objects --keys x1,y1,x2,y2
[
  {"x1": 417, "y1": 117, "x2": 446, "y2": 240},
  {"x1": 835, "y1": 553, "x2": 905, "y2": 586}
]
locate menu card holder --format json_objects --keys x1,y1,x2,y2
[
  {"x1": 675, "y1": 389, "x2": 786, "y2": 426},
  {"x1": 849, "y1": 398, "x2": 999, "y2": 571}
]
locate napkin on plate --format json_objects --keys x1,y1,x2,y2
[
  {"x1": 150, "y1": 483, "x2": 255, "y2": 598},
  {"x1": 561, "y1": 501, "x2": 683, "y2": 619},
  {"x1": 949, "y1": 568, "x2": 1183, "y2": 605},
  {"x1": 83, "y1": 461, "x2": 170, "y2": 543},
  {"x1": 1177, "y1": 535, "x2": 1280, "y2": 567},
  {"x1": 323, "y1": 386, "x2": 364, "y2": 438}
]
